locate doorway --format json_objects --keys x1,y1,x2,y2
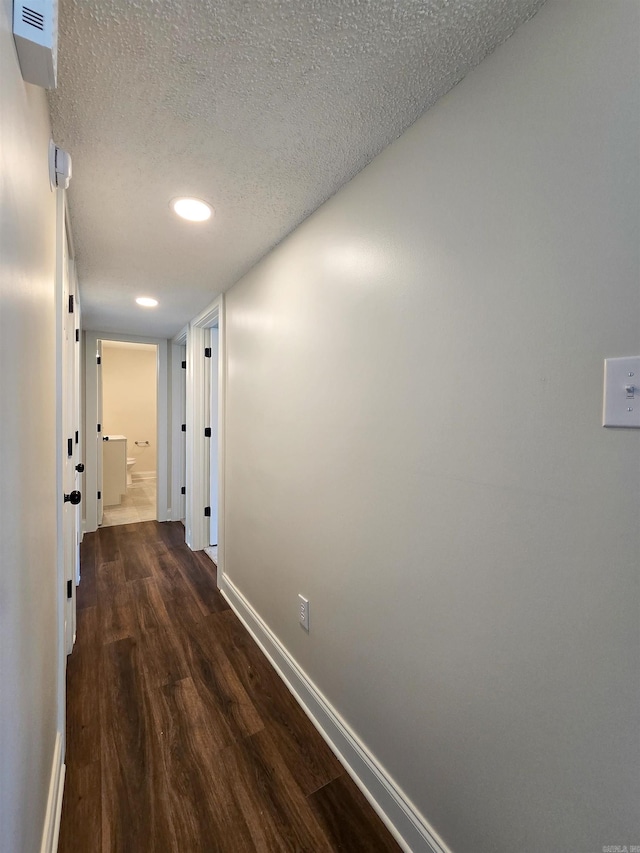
[
  {"x1": 205, "y1": 324, "x2": 219, "y2": 563},
  {"x1": 98, "y1": 340, "x2": 158, "y2": 526},
  {"x1": 83, "y1": 333, "x2": 169, "y2": 534},
  {"x1": 182, "y1": 294, "x2": 224, "y2": 583}
]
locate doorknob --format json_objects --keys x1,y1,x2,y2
[
  {"x1": 102, "y1": 436, "x2": 109, "y2": 441},
  {"x1": 75, "y1": 463, "x2": 85, "y2": 473},
  {"x1": 64, "y1": 490, "x2": 82, "y2": 505}
]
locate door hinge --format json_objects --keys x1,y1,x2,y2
[
  {"x1": 68, "y1": 294, "x2": 74, "y2": 313},
  {"x1": 204, "y1": 427, "x2": 212, "y2": 437},
  {"x1": 97, "y1": 355, "x2": 101, "y2": 365},
  {"x1": 181, "y1": 423, "x2": 186, "y2": 432},
  {"x1": 204, "y1": 347, "x2": 212, "y2": 358},
  {"x1": 97, "y1": 423, "x2": 101, "y2": 433},
  {"x1": 181, "y1": 486, "x2": 186, "y2": 495},
  {"x1": 67, "y1": 437, "x2": 73, "y2": 457},
  {"x1": 97, "y1": 490, "x2": 101, "y2": 500},
  {"x1": 75, "y1": 328, "x2": 80, "y2": 342},
  {"x1": 181, "y1": 360, "x2": 187, "y2": 369},
  {"x1": 75, "y1": 430, "x2": 79, "y2": 444},
  {"x1": 204, "y1": 506, "x2": 211, "y2": 517},
  {"x1": 67, "y1": 579, "x2": 73, "y2": 599}
]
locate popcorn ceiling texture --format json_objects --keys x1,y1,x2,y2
[{"x1": 49, "y1": 0, "x2": 546, "y2": 337}]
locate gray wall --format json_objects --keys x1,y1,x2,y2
[
  {"x1": 222, "y1": 1, "x2": 640, "y2": 850},
  {"x1": 0, "y1": 2, "x2": 60, "y2": 849}
]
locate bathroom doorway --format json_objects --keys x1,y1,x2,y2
[{"x1": 99, "y1": 340, "x2": 158, "y2": 527}]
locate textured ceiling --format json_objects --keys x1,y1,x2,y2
[{"x1": 49, "y1": 0, "x2": 545, "y2": 338}]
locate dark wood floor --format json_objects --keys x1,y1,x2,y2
[{"x1": 59, "y1": 521, "x2": 401, "y2": 853}]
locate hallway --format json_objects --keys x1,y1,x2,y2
[{"x1": 59, "y1": 522, "x2": 400, "y2": 852}]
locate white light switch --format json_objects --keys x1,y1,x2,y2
[{"x1": 603, "y1": 356, "x2": 640, "y2": 428}]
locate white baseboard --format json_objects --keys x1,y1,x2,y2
[
  {"x1": 40, "y1": 732, "x2": 65, "y2": 853},
  {"x1": 219, "y1": 574, "x2": 450, "y2": 853}
]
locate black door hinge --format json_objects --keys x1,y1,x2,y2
[
  {"x1": 181, "y1": 486, "x2": 186, "y2": 495},
  {"x1": 181, "y1": 423, "x2": 186, "y2": 432},
  {"x1": 181, "y1": 360, "x2": 186, "y2": 369},
  {"x1": 97, "y1": 356, "x2": 101, "y2": 365},
  {"x1": 68, "y1": 294, "x2": 74, "y2": 313},
  {"x1": 204, "y1": 347, "x2": 212, "y2": 358},
  {"x1": 75, "y1": 328, "x2": 80, "y2": 342},
  {"x1": 204, "y1": 506, "x2": 211, "y2": 517},
  {"x1": 67, "y1": 579, "x2": 73, "y2": 599},
  {"x1": 97, "y1": 423, "x2": 101, "y2": 433},
  {"x1": 97, "y1": 490, "x2": 101, "y2": 500},
  {"x1": 75, "y1": 430, "x2": 79, "y2": 444},
  {"x1": 204, "y1": 427, "x2": 212, "y2": 437},
  {"x1": 67, "y1": 437, "x2": 73, "y2": 457}
]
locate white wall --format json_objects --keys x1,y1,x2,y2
[
  {"x1": 0, "y1": 2, "x2": 60, "y2": 850},
  {"x1": 221, "y1": 2, "x2": 640, "y2": 850},
  {"x1": 102, "y1": 342, "x2": 158, "y2": 475}
]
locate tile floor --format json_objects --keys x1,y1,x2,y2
[
  {"x1": 101, "y1": 477, "x2": 156, "y2": 527},
  {"x1": 204, "y1": 545, "x2": 218, "y2": 565}
]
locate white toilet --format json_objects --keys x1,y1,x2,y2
[{"x1": 126, "y1": 457, "x2": 136, "y2": 486}]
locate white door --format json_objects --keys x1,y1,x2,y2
[
  {"x1": 209, "y1": 327, "x2": 219, "y2": 546},
  {"x1": 180, "y1": 345, "x2": 187, "y2": 522},
  {"x1": 96, "y1": 339, "x2": 103, "y2": 526},
  {"x1": 72, "y1": 261, "x2": 82, "y2": 585},
  {"x1": 62, "y1": 226, "x2": 78, "y2": 653}
]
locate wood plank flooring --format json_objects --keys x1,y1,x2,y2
[{"x1": 59, "y1": 521, "x2": 401, "y2": 853}]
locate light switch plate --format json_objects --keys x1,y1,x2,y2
[
  {"x1": 603, "y1": 356, "x2": 640, "y2": 428},
  {"x1": 298, "y1": 594, "x2": 309, "y2": 631}
]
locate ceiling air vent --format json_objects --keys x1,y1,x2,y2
[{"x1": 12, "y1": 0, "x2": 58, "y2": 89}]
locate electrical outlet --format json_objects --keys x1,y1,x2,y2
[{"x1": 298, "y1": 594, "x2": 309, "y2": 632}]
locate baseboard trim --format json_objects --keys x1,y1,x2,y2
[
  {"x1": 40, "y1": 732, "x2": 65, "y2": 853},
  {"x1": 219, "y1": 574, "x2": 450, "y2": 853},
  {"x1": 132, "y1": 471, "x2": 156, "y2": 481}
]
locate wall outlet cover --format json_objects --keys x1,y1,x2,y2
[{"x1": 298, "y1": 594, "x2": 310, "y2": 632}]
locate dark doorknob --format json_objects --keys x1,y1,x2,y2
[
  {"x1": 64, "y1": 490, "x2": 82, "y2": 505},
  {"x1": 75, "y1": 463, "x2": 85, "y2": 473},
  {"x1": 102, "y1": 436, "x2": 109, "y2": 441}
]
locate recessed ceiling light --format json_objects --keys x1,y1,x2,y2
[
  {"x1": 171, "y1": 197, "x2": 213, "y2": 222},
  {"x1": 136, "y1": 297, "x2": 158, "y2": 307}
]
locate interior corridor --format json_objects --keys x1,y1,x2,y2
[{"x1": 59, "y1": 521, "x2": 400, "y2": 852}]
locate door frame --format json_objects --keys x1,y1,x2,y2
[
  {"x1": 181, "y1": 295, "x2": 225, "y2": 584},
  {"x1": 170, "y1": 327, "x2": 187, "y2": 525},
  {"x1": 55, "y1": 190, "x2": 80, "y2": 741},
  {"x1": 84, "y1": 332, "x2": 169, "y2": 532}
]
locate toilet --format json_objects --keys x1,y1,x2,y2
[{"x1": 126, "y1": 457, "x2": 136, "y2": 486}]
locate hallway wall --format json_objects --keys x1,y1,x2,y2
[
  {"x1": 0, "y1": 2, "x2": 60, "y2": 850},
  {"x1": 221, "y1": 1, "x2": 640, "y2": 851}
]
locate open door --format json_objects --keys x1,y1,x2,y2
[
  {"x1": 208, "y1": 327, "x2": 219, "y2": 547},
  {"x1": 96, "y1": 339, "x2": 103, "y2": 527},
  {"x1": 180, "y1": 344, "x2": 187, "y2": 524},
  {"x1": 61, "y1": 215, "x2": 79, "y2": 654}
]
